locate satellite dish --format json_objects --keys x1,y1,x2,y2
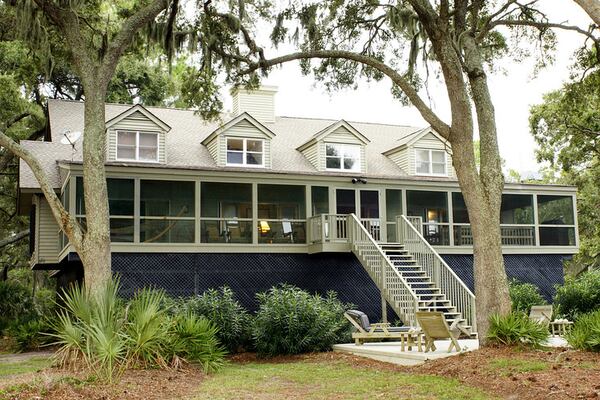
[{"x1": 60, "y1": 130, "x2": 82, "y2": 146}]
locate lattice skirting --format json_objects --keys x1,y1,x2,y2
[{"x1": 58, "y1": 252, "x2": 568, "y2": 321}]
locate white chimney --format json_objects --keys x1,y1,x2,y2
[{"x1": 231, "y1": 85, "x2": 277, "y2": 124}]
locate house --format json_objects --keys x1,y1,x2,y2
[{"x1": 18, "y1": 86, "x2": 578, "y2": 332}]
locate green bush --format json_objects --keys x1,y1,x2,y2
[
  {"x1": 51, "y1": 279, "x2": 226, "y2": 382},
  {"x1": 182, "y1": 287, "x2": 252, "y2": 352},
  {"x1": 554, "y1": 270, "x2": 600, "y2": 320},
  {"x1": 487, "y1": 312, "x2": 550, "y2": 348},
  {"x1": 566, "y1": 309, "x2": 600, "y2": 352},
  {"x1": 0, "y1": 280, "x2": 35, "y2": 331},
  {"x1": 6, "y1": 319, "x2": 53, "y2": 352},
  {"x1": 252, "y1": 285, "x2": 352, "y2": 357},
  {"x1": 509, "y1": 279, "x2": 547, "y2": 314}
]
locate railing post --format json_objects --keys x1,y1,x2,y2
[
  {"x1": 321, "y1": 214, "x2": 326, "y2": 242},
  {"x1": 381, "y1": 294, "x2": 388, "y2": 323}
]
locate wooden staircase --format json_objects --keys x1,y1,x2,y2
[
  {"x1": 380, "y1": 243, "x2": 476, "y2": 338},
  {"x1": 346, "y1": 214, "x2": 477, "y2": 337}
]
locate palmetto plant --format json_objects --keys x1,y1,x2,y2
[
  {"x1": 50, "y1": 278, "x2": 226, "y2": 382},
  {"x1": 51, "y1": 279, "x2": 127, "y2": 382}
]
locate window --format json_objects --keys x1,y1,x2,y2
[
  {"x1": 116, "y1": 130, "x2": 158, "y2": 162},
  {"x1": 416, "y1": 149, "x2": 447, "y2": 176},
  {"x1": 325, "y1": 143, "x2": 361, "y2": 171},
  {"x1": 226, "y1": 137, "x2": 264, "y2": 167}
]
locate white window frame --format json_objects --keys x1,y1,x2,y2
[
  {"x1": 325, "y1": 143, "x2": 361, "y2": 172},
  {"x1": 225, "y1": 137, "x2": 265, "y2": 167},
  {"x1": 415, "y1": 148, "x2": 447, "y2": 176},
  {"x1": 116, "y1": 130, "x2": 159, "y2": 163}
]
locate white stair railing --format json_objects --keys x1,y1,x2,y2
[
  {"x1": 397, "y1": 215, "x2": 477, "y2": 332},
  {"x1": 348, "y1": 214, "x2": 420, "y2": 326}
]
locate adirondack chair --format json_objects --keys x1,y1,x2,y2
[
  {"x1": 344, "y1": 310, "x2": 421, "y2": 351},
  {"x1": 529, "y1": 305, "x2": 553, "y2": 325},
  {"x1": 415, "y1": 311, "x2": 462, "y2": 353}
]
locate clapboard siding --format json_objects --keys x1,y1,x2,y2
[
  {"x1": 301, "y1": 142, "x2": 319, "y2": 170},
  {"x1": 232, "y1": 90, "x2": 276, "y2": 123},
  {"x1": 325, "y1": 126, "x2": 363, "y2": 144},
  {"x1": 37, "y1": 196, "x2": 59, "y2": 264},
  {"x1": 387, "y1": 148, "x2": 410, "y2": 174},
  {"x1": 107, "y1": 111, "x2": 166, "y2": 163}
]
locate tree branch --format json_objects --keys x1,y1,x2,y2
[
  {"x1": 0, "y1": 230, "x2": 29, "y2": 248},
  {"x1": 490, "y1": 19, "x2": 599, "y2": 45},
  {"x1": 0, "y1": 129, "x2": 83, "y2": 248},
  {"x1": 101, "y1": 0, "x2": 169, "y2": 86},
  {"x1": 238, "y1": 50, "x2": 451, "y2": 138}
]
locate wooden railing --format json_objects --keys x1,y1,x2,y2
[
  {"x1": 397, "y1": 215, "x2": 477, "y2": 331},
  {"x1": 308, "y1": 214, "x2": 349, "y2": 243},
  {"x1": 348, "y1": 214, "x2": 420, "y2": 326},
  {"x1": 453, "y1": 224, "x2": 535, "y2": 246}
]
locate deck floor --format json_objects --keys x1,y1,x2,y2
[{"x1": 333, "y1": 339, "x2": 479, "y2": 366}]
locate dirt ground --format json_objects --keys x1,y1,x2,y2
[{"x1": 2, "y1": 346, "x2": 599, "y2": 400}]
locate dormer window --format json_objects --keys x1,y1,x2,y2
[
  {"x1": 416, "y1": 149, "x2": 447, "y2": 176},
  {"x1": 226, "y1": 137, "x2": 265, "y2": 167},
  {"x1": 325, "y1": 143, "x2": 361, "y2": 172},
  {"x1": 116, "y1": 130, "x2": 159, "y2": 162}
]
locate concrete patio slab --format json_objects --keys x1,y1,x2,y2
[{"x1": 333, "y1": 339, "x2": 479, "y2": 366}]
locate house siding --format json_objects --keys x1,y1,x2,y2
[
  {"x1": 301, "y1": 142, "x2": 319, "y2": 170},
  {"x1": 107, "y1": 111, "x2": 166, "y2": 163},
  {"x1": 36, "y1": 196, "x2": 59, "y2": 264},
  {"x1": 232, "y1": 90, "x2": 276, "y2": 124}
]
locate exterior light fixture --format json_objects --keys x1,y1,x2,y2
[{"x1": 351, "y1": 178, "x2": 368, "y2": 184}]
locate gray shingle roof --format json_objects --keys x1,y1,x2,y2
[{"x1": 20, "y1": 99, "x2": 432, "y2": 189}]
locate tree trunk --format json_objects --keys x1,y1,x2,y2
[
  {"x1": 574, "y1": 0, "x2": 600, "y2": 27},
  {"x1": 77, "y1": 88, "x2": 112, "y2": 297}
]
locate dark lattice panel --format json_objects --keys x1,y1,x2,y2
[
  {"x1": 442, "y1": 254, "x2": 569, "y2": 301},
  {"x1": 112, "y1": 252, "x2": 397, "y2": 322}
]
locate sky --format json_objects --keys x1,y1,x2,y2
[{"x1": 221, "y1": 1, "x2": 593, "y2": 175}]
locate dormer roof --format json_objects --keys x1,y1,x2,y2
[
  {"x1": 296, "y1": 119, "x2": 370, "y2": 152},
  {"x1": 105, "y1": 104, "x2": 171, "y2": 132},
  {"x1": 382, "y1": 126, "x2": 448, "y2": 155},
  {"x1": 201, "y1": 112, "x2": 276, "y2": 146}
]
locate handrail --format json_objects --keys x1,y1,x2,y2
[
  {"x1": 397, "y1": 215, "x2": 477, "y2": 331},
  {"x1": 348, "y1": 213, "x2": 420, "y2": 327}
]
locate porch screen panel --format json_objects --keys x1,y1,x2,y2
[
  {"x1": 406, "y1": 190, "x2": 449, "y2": 245},
  {"x1": 386, "y1": 189, "x2": 402, "y2": 242},
  {"x1": 500, "y1": 194, "x2": 535, "y2": 246},
  {"x1": 140, "y1": 180, "x2": 195, "y2": 243},
  {"x1": 200, "y1": 182, "x2": 252, "y2": 243},
  {"x1": 75, "y1": 177, "x2": 135, "y2": 242},
  {"x1": 258, "y1": 184, "x2": 306, "y2": 244},
  {"x1": 311, "y1": 186, "x2": 329, "y2": 215},
  {"x1": 537, "y1": 195, "x2": 576, "y2": 246}
]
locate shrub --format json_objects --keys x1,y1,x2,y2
[
  {"x1": 487, "y1": 312, "x2": 550, "y2": 348},
  {"x1": 0, "y1": 280, "x2": 35, "y2": 331},
  {"x1": 51, "y1": 279, "x2": 226, "y2": 383},
  {"x1": 509, "y1": 279, "x2": 547, "y2": 314},
  {"x1": 252, "y1": 285, "x2": 352, "y2": 357},
  {"x1": 554, "y1": 270, "x2": 600, "y2": 320},
  {"x1": 182, "y1": 287, "x2": 252, "y2": 352},
  {"x1": 7, "y1": 319, "x2": 53, "y2": 352},
  {"x1": 566, "y1": 309, "x2": 600, "y2": 352}
]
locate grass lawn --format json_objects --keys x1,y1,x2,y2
[
  {"x1": 0, "y1": 356, "x2": 51, "y2": 378},
  {"x1": 195, "y1": 355, "x2": 493, "y2": 400}
]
